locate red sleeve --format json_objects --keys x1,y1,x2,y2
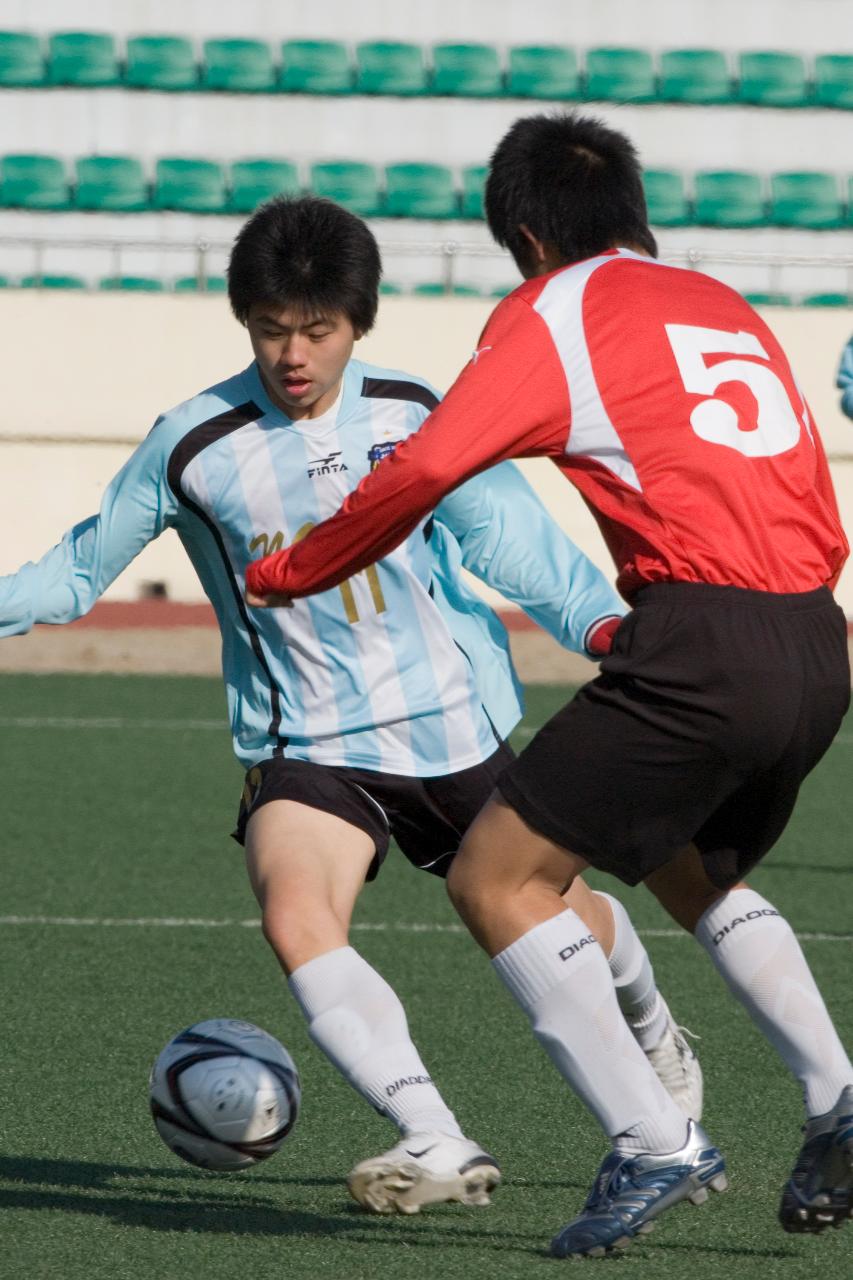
[{"x1": 246, "y1": 296, "x2": 570, "y2": 598}]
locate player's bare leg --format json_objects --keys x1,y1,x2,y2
[
  {"x1": 245, "y1": 801, "x2": 499, "y2": 1213},
  {"x1": 446, "y1": 797, "x2": 725, "y2": 1257},
  {"x1": 646, "y1": 845, "x2": 853, "y2": 1233}
]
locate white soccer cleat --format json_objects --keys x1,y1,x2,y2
[
  {"x1": 645, "y1": 1009, "x2": 704, "y2": 1120},
  {"x1": 347, "y1": 1132, "x2": 501, "y2": 1214}
]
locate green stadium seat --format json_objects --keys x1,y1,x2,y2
[
  {"x1": 585, "y1": 47, "x2": 657, "y2": 102},
  {"x1": 355, "y1": 42, "x2": 426, "y2": 95},
  {"x1": 694, "y1": 171, "x2": 767, "y2": 227},
  {"x1": 174, "y1": 275, "x2": 228, "y2": 292},
  {"x1": 279, "y1": 40, "x2": 352, "y2": 93},
  {"x1": 659, "y1": 49, "x2": 731, "y2": 104},
  {"x1": 507, "y1": 45, "x2": 580, "y2": 98},
  {"x1": 801, "y1": 293, "x2": 852, "y2": 307},
  {"x1": 309, "y1": 161, "x2": 381, "y2": 216},
  {"x1": 229, "y1": 159, "x2": 300, "y2": 212},
  {"x1": 490, "y1": 283, "x2": 518, "y2": 297},
  {"x1": 379, "y1": 281, "x2": 403, "y2": 295},
  {"x1": 412, "y1": 282, "x2": 482, "y2": 296},
  {"x1": 743, "y1": 292, "x2": 793, "y2": 307},
  {"x1": 814, "y1": 55, "x2": 853, "y2": 110},
  {"x1": 20, "y1": 274, "x2": 86, "y2": 289},
  {"x1": 153, "y1": 158, "x2": 227, "y2": 212},
  {"x1": 0, "y1": 31, "x2": 44, "y2": 86},
  {"x1": 431, "y1": 43, "x2": 503, "y2": 96},
  {"x1": 0, "y1": 153, "x2": 69, "y2": 209},
  {"x1": 201, "y1": 38, "x2": 275, "y2": 92},
  {"x1": 47, "y1": 31, "x2": 119, "y2": 86},
  {"x1": 385, "y1": 163, "x2": 458, "y2": 218},
  {"x1": 770, "y1": 172, "x2": 844, "y2": 228},
  {"x1": 125, "y1": 35, "x2": 197, "y2": 91},
  {"x1": 99, "y1": 275, "x2": 165, "y2": 292},
  {"x1": 642, "y1": 169, "x2": 691, "y2": 226},
  {"x1": 737, "y1": 51, "x2": 809, "y2": 106},
  {"x1": 74, "y1": 155, "x2": 149, "y2": 211},
  {"x1": 461, "y1": 165, "x2": 487, "y2": 219}
]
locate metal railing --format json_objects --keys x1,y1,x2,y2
[{"x1": 1, "y1": 233, "x2": 853, "y2": 296}]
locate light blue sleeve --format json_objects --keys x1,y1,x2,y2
[
  {"x1": 836, "y1": 336, "x2": 853, "y2": 421},
  {"x1": 0, "y1": 422, "x2": 180, "y2": 638},
  {"x1": 434, "y1": 461, "x2": 625, "y2": 656}
]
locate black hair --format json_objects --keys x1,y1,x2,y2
[
  {"x1": 484, "y1": 112, "x2": 657, "y2": 271},
  {"x1": 227, "y1": 195, "x2": 381, "y2": 332}
]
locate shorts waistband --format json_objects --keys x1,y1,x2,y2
[{"x1": 632, "y1": 581, "x2": 834, "y2": 613}]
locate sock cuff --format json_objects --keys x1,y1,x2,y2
[
  {"x1": 492, "y1": 909, "x2": 600, "y2": 1007},
  {"x1": 694, "y1": 888, "x2": 784, "y2": 953},
  {"x1": 288, "y1": 945, "x2": 362, "y2": 1014}
]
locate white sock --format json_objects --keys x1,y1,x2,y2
[
  {"x1": 597, "y1": 891, "x2": 669, "y2": 1050},
  {"x1": 493, "y1": 910, "x2": 688, "y2": 1154},
  {"x1": 288, "y1": 946, "x2": 464, "y2": 1139},
  {"x1": 695, "y1": 888, "x2": 853, "y2": 1117}
]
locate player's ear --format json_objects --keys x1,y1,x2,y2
[{"x1": 518, "y1": 223, "x2": 549, "y2": 266}]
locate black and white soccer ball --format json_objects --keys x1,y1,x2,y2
[{"x1": 149, "y1": 1018, "x2": 301, "y2": 1171}]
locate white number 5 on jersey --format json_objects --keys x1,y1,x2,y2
[{"x1": 665, "y1": 324, "x2": 803, "y2": 458}]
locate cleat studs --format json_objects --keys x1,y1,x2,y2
[
  {"x1": 710, "y1": 1174, "x2": 729, "y2": 1193},
  {"x1": 689, "y1": 1188, "x2": 708, "y2": 1205},
  {"x1": 637, "y1": 1221, "x2": 655, "y2": 1235}
]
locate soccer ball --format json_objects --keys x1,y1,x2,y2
[{"x1": 149, "y1": 1018, "x2": 301, "y2": 1171}]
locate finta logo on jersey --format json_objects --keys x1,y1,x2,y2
[
  {"x1": 713, "y1": 908, "x2": 780, "y2": 947},
  {"x1": 558, "y1": 934, "x2": 597, "y2": 962},
  {"x1": 386, "y1": 1074, "x2": 433, "y2": 1098},
  {"x1": 307, "y1": 451, "x2": 348, "y2": 478},
  {"x1": 368, "y1": 441, "x2": 401, "y2": 471}
]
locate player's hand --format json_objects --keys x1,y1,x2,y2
[{"x1": 245, "y1": 589, "x2": 293, "y2": 608}]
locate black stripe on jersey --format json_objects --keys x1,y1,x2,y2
[
  {"x1": 166, "y1": 401, "x2": 289, "y2": 755},
  {"x1": 361, "y1": 377, "x2": 440, "y2": 413}
]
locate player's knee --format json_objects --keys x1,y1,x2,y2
[
  {"x1": 445, "y1": 851, "x2": 485, "y2": 925},
  {"x1": 261, "y1": 897, "x2": 344, "y2": 974}
]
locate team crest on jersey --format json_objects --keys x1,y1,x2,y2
[
  {"x1": 368, "y1": 440, "x2": 401, "y2": 470},
  {"x1": 307, "y1": 450, "x2": 348, "y2": 478}
]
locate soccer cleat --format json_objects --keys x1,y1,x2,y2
[
  {"x1": 550, "y1": 1119, "x2": 727, "y2": 1259},
  {"x1": 347, "y1": 1132, "x2": 501, "y2": 1215},
  {"x1": 779, "y1": 1084, "x2": 853, "y2": 1234},
  {"x1": 645, "y1": 1011, "x2": 704, "y2": 1120}
]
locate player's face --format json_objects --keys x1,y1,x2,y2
[{"x1": 247, "y1": 304, "x2": 361, "y2": 420}]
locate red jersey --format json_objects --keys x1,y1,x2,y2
[{"x1": 246, "y1": 250, "x2": 848, "y2": 603}]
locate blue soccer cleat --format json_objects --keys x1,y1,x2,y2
[
  {"x1": 550, "y1": 1120, "x2": 727, "y2": 1259},
  {"x1": 780, "y1": 1085, "x2": 853, "y2": 1234}
]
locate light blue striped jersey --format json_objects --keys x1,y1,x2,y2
[{"x1": 0, "y1": 357, "x2": 623, "y2": 772}]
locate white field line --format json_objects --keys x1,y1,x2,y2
[
  {"x1": 0, "y1": 915, "x2": 849, "y2": 942},
  {"x1": 3, "y1": 716, "x2": 853, "y2": 746},
  {"x1": 0, "y1": 716, "x2": 224, "y2": 731}
]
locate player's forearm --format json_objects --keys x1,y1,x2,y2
[
  {"x1": 246, "y1": 449, "x2": 450, "y2": 597},
  {"x1": 0, "y1": 529, "x2": 100, "y2": 635}
]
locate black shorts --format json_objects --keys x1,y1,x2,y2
[
  {"x1": 233, "y1": 741, "x2": 514, "y2": 880},
  {"x1": 498, "y1": 583, "x2": 850, "y2": 890}
]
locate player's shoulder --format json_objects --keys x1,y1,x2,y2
[
  {"x1": 347, "y1": 358, "x2": 442, "y2": 412},
  {"x1": 145, "y1": 366, "x2": 258, "y2": 453}
]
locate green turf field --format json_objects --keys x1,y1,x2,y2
[{"x1": 0, "y1": 673, "x2": 850, "y2": 1280}]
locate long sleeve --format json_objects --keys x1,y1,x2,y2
[
  {"x1": 0, "y1": 424, "x2": 179, "y2": 637},
  {"x1": 837, "y1": 336, "x2": 853, "y2": 421},
  {"x1": 246, "y1": 295, "x2": 570, "y2": 599},
  {"x1": 434, "y1": 463, "x2": 623, "y2": 655}
]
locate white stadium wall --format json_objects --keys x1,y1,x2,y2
[{"x1": 2, "y1": 292, "x2": 853, "y2": 615}]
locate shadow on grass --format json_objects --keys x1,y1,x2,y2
[{"x1": 0, "y1": 1154, "x2": 543, "y2": 1253}]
